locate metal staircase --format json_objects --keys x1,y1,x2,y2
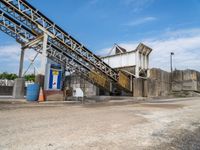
[{"x1": 0, "y1": 0, "x2": 132, "y2": 93}]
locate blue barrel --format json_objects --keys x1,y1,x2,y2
[{"x1": 26, "y1": 84, "x2": 40, "y2": 101}]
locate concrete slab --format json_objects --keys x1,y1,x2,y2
[{"x1": 12, "y1": 78, "x2": 25, "y2": 99}]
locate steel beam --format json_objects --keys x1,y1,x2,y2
[
  {"x1": 18, "y1": 47, "x2": 24, "y2": 78},
  {"x1": 0, "y1": 0, "x2": 133, "y2": 92},
  {"x1": 0, "y1": 0, "x2": 118, "y2": 81}
]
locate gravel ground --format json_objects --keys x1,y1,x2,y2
[
  {"x1": 151, "y1": 126, "x2": 200, "y2": 150},
  {"x1": 0, "y1": 97, "x2": 200, "y2": 150}
]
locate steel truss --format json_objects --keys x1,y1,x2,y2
[
  {"x1": 0, "y1": 0, "x2": 118, "y2": 81},
  {"x1": 0, "y1": 0, "x2": 132, "y2": 92},
  {"x1": 0, "y1": 11, "x2": 110, "y2": 91}
]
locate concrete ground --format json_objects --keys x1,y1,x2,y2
[{"x1": 0, "y1": 97, "x2": 200, "y2": 150}]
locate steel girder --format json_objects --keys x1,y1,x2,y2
[
  {"x1": 0, "y1": 1, "x2": 96, "y2": 75},
  {"x1": 0, "y1": 10, "x2": 91, "y2": 74},
  {"x1": 0, "y1": 11, "x2": 110, "y2": 90},
  {"x1": 0, "y1": 10, "x2": 33, "y2": 44},
  {"x1": 0, "y1": 11, "x2": 86, "y2": 80},
  {"x1": 0, "y1": 0, "x2": 118, "y2": 81}
]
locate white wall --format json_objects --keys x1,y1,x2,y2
[{"x1": 102, "y1": 52, "x2": 136, "y2": 68}]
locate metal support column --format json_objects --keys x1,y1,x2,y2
[
  {"x1": 13, "y1": 46, "x2": 25, "y2": 99},
  {"x1": 170, "y1": 52, "x2": 174, "y2": 91},
  {"x1": 40, "y1": 33, "x2": 48, "y2": 75},
  {"x1": 18, "y1": 47, "x2": 25, "y2": 78},
  {"x1": 35, "y1": 33, "x2": 48, "y2": 90},
  {"x1": 135, "y1": 51, "x2": 140, "y2": 78}
]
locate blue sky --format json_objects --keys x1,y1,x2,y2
[{"x1": 0, "y1": 0, "x2": 200, "y2": 73}]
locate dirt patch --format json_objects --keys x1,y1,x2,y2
[
  {"x1": 151, "y1": 126, "x2": 200, "y2": 150},
  {"x1": 139, "y1": 103, "x2": 185, "y2": 109},
  {"x1": 82, "y1": 101, "x2": 142, "y2": 108},
  {"x1": 0, "y1": 97, "x2": 200, "y2": 149}
]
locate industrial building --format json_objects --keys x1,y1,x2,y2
[
  {"x1": 64, "y1": 43, "x2": 152, "y2": 98},
  {"x1": 0, "y1": 0, "x2": 200, "y2": 101},
  {"x1": 102, "y1": 43, "x2": 152, "y2": 78}
]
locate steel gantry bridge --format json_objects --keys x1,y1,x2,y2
[{"x1": 0, "y1": 0, "x2": 132, "y2": 93}]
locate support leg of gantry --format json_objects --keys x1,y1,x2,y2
[
  {"x1": 18, "y1": 47, "x2": 25, "y2": 78},
  {"x1": 40, "y1": 33, "x2": 48, "y2": 76},
  {"x1": 135, "y1": 50, "x2": 140, "y2": 78},
  {"x1": 13, "y1": 47, "x2": 25, "y2": 99},
  {"x1": 36, "y1": 33, "x2": 48, "y2": 90}
]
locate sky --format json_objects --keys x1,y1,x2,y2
[{"x1": 0, "y1": 0, "x2": 200, "y2": 73}]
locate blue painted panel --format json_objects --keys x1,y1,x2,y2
[
  {"x1": 48, "y1": 65, "x2": 62, "y2": 90},
  {"x1": 49, "y1": 69, "x2": 53, "y2": 89},
  {"x1": 57, "y1": 70, "x2": 62, "y2": 89}
]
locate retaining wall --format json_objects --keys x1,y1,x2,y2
[
  {"x1": 0, "y1": 86, "x2": 13, "y2": 95},
  {"x1": 133, "y1": 68, "x2": 171, "y2": 97},
  {"x1": 65, "y1": 75, "x2": 98, "y2": 97},
  {"x1": 65, "y1": 68, "x2": 200, "y2": 98},
  {"x1": 172, "y1": 70, "x2": 200, "y2": 92},
  {"x1": 133, "y1": 68, "x2": 200, "y2": 97}
]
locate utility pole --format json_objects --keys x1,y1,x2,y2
[
  {"x1": 170, "y1": 52, "x2": 174, "y2": 74},
  {"x1": 170, "y1": 52, "x2": 174, "y2": 91},
  {"x1": 13, "y1": 46, "x2": 25, "y2": 99}
]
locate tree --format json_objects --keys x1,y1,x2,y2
[
  {"x1": 0, "y1": 72, "x2": 35, "y2": 81},
  {"x1": 0, "y1": 72, "x2": 18, "y2": 80},
  {"x1": 24, "y1": 74, "x2": 35, "y2": 81}
]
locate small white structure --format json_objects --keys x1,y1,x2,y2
[
  {"x1": 101, "y1": 43, "x2": 152, "y2": 78},
  {"x1": 73, "y1": 87, "x2": 84, "y2": 100}
]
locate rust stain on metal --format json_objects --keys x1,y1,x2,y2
[
  {"x1": 89, "y1": 71, "x2": 107, "y2": 88},
  {"x1": 118, "y1": 71, "x2": 131, "y2": 91}
]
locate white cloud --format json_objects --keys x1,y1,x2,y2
[
  {"x1": 0, "y1": 43, "x2": 40, "y2": 73},
  {"x1": 97, "y1": 47, "x2": 112, "y2": 57},
  {"x1": 98, "y1": 28, "x2": 200, "y2": 72},
  {"x1": 0, "y1": 44, "x2": 21, "y2": 61},
  {"x1": 123, "y1": 0, "x2": 154, "y2": 12},
  {"x1": 164, "y1": 28, "x2": 200, "y2": 38},
  {"x1": 125, "y1": 17, "x2": 157, "y2": 26},
  {"x1": 88, "y1": 0, "x2": 99, "y2": 6},
  {"x1": 147, "y1": 35, "x2": 200, "y2": 71},
  {"x1": 1, "y1": 28, "x2": 200, "y2": 73},
  {"x1": 124, "y1": 0, "x2": 154, "y2": 5}
]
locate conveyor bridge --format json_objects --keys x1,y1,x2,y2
[{"x1": 0, "y1": 0, "x2": 132, "y2": 93}]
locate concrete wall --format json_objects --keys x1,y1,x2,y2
[
  {"x1": 65, "y1": 69, "x2": 200, "y2": 98},
  {"x1": 148, "y1": 68, "x2": 171, "y2": 97},
  {"x1": 65, "y1": 75, "x2": 98, "y2": 97},
  {"x1": 142, "y1": 69, "x2": 200, "y2": 97},
  {"x1": 133, "y1": 78, "x2": 144, "y2": 97},
  {"x1": 0, "y1": 80, "x2": 15, "y2": 86},
  {"x1": 0, "y1": 79, "x2": 26, "y2": 97},
  {"x1": 133, "y1": 68, "x2": 171, "y2": 97},
  {"x1": 102, "y1": 52, "x2": 136, "y2": 69},
  {"x1": 0, "y1": 86, "x2": 13, "y2": 95},
  {"x1": 172, "y1": 70, "x2": 200, "y2": 92}
]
